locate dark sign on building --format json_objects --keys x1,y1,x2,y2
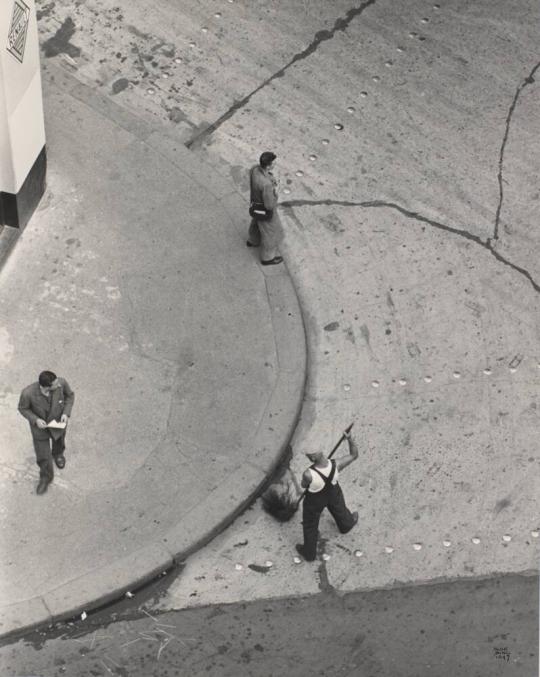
[{"x1": 7, "y1": 0, "x2": 30, "y2": 64}]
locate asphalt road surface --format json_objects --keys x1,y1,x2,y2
[{"x1": 0, "y1": 573, "x2": 536, "y2": 676}]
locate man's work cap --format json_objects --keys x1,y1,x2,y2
[{"x1": 259, "y1": 151, "x2": 277, "y2": 167}]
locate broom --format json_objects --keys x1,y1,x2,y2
[{"x1": 262, "y1": 422, "x2": 354, "y2": 522}]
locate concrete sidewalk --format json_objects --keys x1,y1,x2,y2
[{"x1": 0, "y1": 63, "x2": 306, "y2": 638}]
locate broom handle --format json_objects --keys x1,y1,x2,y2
[
  {"x1": 296, "y1": 422, "x2": 355, "y2": 507},
  {"x1": 328, "y1": 422, "x2": 354, "y2": 460}
]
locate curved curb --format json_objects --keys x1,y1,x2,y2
[
  {"x1": 0, "y1": 264, "x2": 306, "y2": 641},
  {"x1": 0, "y1": 124, "x2": 307, "y2": 640}
]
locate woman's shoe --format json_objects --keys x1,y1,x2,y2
[{"x1": 261, "y1": 256, "x2": 283, "y2": 266}]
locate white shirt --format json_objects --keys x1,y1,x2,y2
[{"x1": 307, "y1": 460, "x2": 339, "y2": 493}]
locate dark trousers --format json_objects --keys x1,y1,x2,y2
[
  {"x1": 302, "y1": 483, "x2": 356, "y2": 560},
  {"x1": 34, "y1": 435, "x2": 65, "y2": 482}
]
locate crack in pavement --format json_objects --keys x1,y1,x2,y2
[
  {"x1": 493, "y1": 59, "x2": 540, "y2": 241},
  {"x1": 281, "y1": 199, "x2": 540, "y2": 293},
  {"x1": 282, "y1": 198, "x2": 487, "y2": 244},
  {"x1": 185, "y1": 0, "x2": 377, "y2": 149}
]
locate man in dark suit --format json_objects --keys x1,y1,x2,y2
[{"x1": 18, "y1": 370, "x2": 75, "y2": 494}]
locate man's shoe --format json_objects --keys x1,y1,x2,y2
[
  {"x1": 295, "y1": 544, "x2": 316, "y2": 562},
  {"x1": 341, "y1": 511, "x2": 359, "y2": 534},
  {"x1": 36, "y1": 478, "x2": 49, "y2": 495},
  {"x1": 54, "y1": 455, "x2": 66, "y2": 469}
]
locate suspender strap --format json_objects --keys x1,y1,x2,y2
[{"x1": 311, "y1": 460, "x2": 336, "y2": 487}]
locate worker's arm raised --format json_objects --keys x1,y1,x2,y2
[{"x1": 336, "y1": 431, "x2": 359, "y2": 472}]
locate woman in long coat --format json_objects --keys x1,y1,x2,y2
[{"x1": 247, "y1": 151, "x2": 284, "y2": 265}]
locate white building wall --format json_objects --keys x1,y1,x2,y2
[{"x1": 0, "y1": 0, "x2": 45, "y2": 194}]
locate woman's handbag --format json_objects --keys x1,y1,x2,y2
[
  {"x1": 249, "y1": 202, "x2": 273, "y2": 221},
  {"x1": 249, "y1": 166, "x2": 274, "y2": 221}
]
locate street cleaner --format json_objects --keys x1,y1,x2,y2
[{"x1": 296, "y1": 428, "x2": 359, "y2": 562}]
